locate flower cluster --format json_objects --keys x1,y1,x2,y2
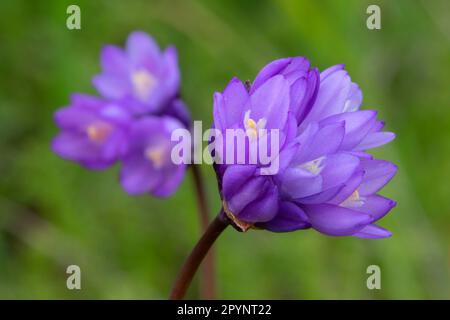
[
  {"x1": 52, "y1": 31, "x2": 397, "y2": 239},
  {"x1": 213, "y1": 58, "x2": 397, "y2": 238},
  {"x1": 52, "y1": 31, "x2": 190, "y2": 197}
]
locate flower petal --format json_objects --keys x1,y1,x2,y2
[
  {"x1": 281, "y1": 166, "x2": 323, "y2": 199},
  {"x1": 126, "y1": 31, "x2": 161, "y2": 71},
  {"x1": 329, "y1": 169, "x2": 365, "y2": 205},
  {"x1": 302, "y1": 69, "x2": 351, "y2": 125},
  {"x1": 222, "y1": 165, "x2": 257, "y2": 200},
  {"x1": 226, "y1": 175, "x2": 267, "y2": 215},
  {"x1": 219, "y1": 77, "x2": 249, "y2": 128},
  {"x1": 353, "y1": 224, "x2": 392, "y2": 239},
  {"x1": 162, "y1": 46, "x2": 180, "y2": 96},
  {"x1": 354, "y1": 194, "x2": 396, "y2": 221},
  {"x1": 100, "y1": 45, "x2": 129, "y2": 75},
  {"x1": 52, "y1": 132, "x2": 112, "y2": 170},
  {"x1": 343, "y1": 82, "x2": 362, "y2": 112},
  {"x1": 282, "y1": 57, "x2": 310, "y2": 75},
  {"x1": 261, "y1": 201, "x2": 310, "y2": 232},
  {"x1": 303, "y1": 203, "x2": 373, "y2": 236},
  {"x1": 294, "y1": 121, "x2": 345, "y2": 164},
  {"x1": 249, "y1": 75, "x2": 290, "y2": 129},
  {"x1": 355, "y1": 132, "x2": 395, "y2": 150},
  {"x1": 320, "y1": 64, "x2": 345, "y2": 81},
  {"x1": 153, "y1": 164, "x2": 186, "y2": 198},
  {"x1": 320, "y1": 110, "x2": 377, "y2": 150},
  {"x1": 295, "y1": 68, "x2": 319, "y2": 123},
  {"x1": 320, "y1": 153, "x2": 360, "y2": 190},
  {"x1": 92, "y1": 74, "x2": 130, "y2": 100},
  {"x1": 120, "y1": 155, "x2": 162, "y2": 195},
  {"x1": 238, "y1": 181, "x2": 279, "y2": 223},
  {"x1": 297, "y1": 183, "x2": 344, "y2": 204},
  {"x1": 54, "y1": 106, "x2": 98, "y2": 129},
  {"x1": 359, "y1": 160, "x2": 398, "y2": 195},
  {"x1": 251, "y1": 58, "x2": 292, "y2": 93}
]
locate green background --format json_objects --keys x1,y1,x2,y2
[{"x1": 0, "y1": 0, "x2": 449, "y2": 299}]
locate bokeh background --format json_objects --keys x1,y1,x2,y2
[{"x1": 0, "y1": 0, "x2": 449, "y2": 299}]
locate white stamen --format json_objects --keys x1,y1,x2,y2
[
  {"x1": 131, "y1": 69, "x2": 157, "y2": 101},
  {"x1": 343, "y1": 99, "x2": 358, "y2": 113},
  {"x1": 340, "y1": 190, "x2": 365, "y2": 208},
  {"x1": 299, "y1": 157, "x2": 325, "y2": 175}
]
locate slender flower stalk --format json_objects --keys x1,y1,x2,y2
[
  {"x1": 190, "y1": 165, "x2": 216, "y2": 299},
  {"x1": 169, "y1": 211, "x2": 229, "y2": 300},
  {"x1": 191, "y1": 165, "x2": 210, "y2": 233}
]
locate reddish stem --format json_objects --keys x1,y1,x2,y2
[
  {"x1": 169, "y1": 212, "x2": 228, "y2": 300},
  {"x1": 190, "y1": 165, "x2": 215, "y2": 299}
]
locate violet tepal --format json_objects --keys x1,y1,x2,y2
[
  {"x1": 250, "y1": 57, "x2": 319, "y2": 124},
  {"x1": 213, "y1": 57, "x2": 397, "y2": 238}
]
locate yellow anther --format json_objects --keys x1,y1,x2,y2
[
  {"x1": 86, "y1": 122, "x2": 113, "y2": 143},
  {"x1": 145, "y1": 147, "x2": 165, "y2": 169},
  {"x1": 246, "y1": 118, "x2": 257, "y2": 130},
  {"x1": 244, "y1": 110, "x2": 266, "y2": 141}
]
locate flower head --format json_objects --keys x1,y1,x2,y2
[
  {"x1": 213, "y1": 58, "x2": 397, "y2": 238},
  {"x1": 93, "y1": 31, "x2": 187, "y2": 120},
  {"x1": 52, "y1": 94, "x2": 130, "y2": 169}
]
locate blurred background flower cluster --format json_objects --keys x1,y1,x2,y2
[{"x1": 0, "y1": 0, "x2": 449, "y2": 299}]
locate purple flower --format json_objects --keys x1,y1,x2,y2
[
  {"x1": 52, "y1": 31, "x2": 190, "y2": 198},
  {"x1": 52, "y1": 94, "x2": 131, "y2": 170},
  {"x1": 214, "y1": 58, "x2": 397, "y2": 238},
  {"x1": 212, "y1": 74, "x2": 297, "y2": 176},
  {"x1": 119, "y1": 116, "x2": 187, "y2": 197},
  {"x1": 93, "y1": 31, "x2": 187, "y2": 119},
  {"x1": 212, "y1": 74, "x2": 297, "y2": 226}
]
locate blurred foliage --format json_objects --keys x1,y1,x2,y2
[{"x1": 0, "y1": 0, "x2": 449, "y2": 299}]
